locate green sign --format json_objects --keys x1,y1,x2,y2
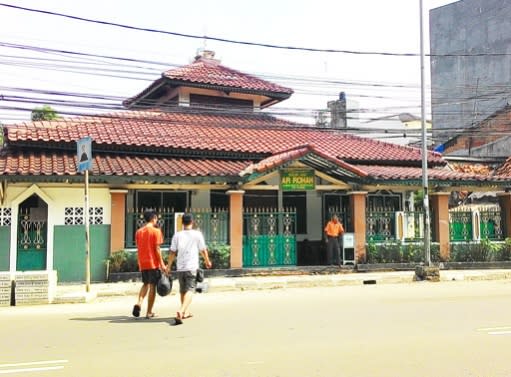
[{"x1": 281, "y1": 169, "x2": 315, "y2": 191}]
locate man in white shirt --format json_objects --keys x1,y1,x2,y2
[{"x1": 167, "y1": 213, "x2": 212, "y2": 323}]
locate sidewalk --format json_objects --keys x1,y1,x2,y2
[{"x1": 53, "y1": 268, "x2": 511, "y2": 304}]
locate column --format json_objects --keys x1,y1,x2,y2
[
  {"x1": 498, "y1": 192, "x2": 511, "y2": 238},
  {"x1": 349, "y1": 191, "x2": 367, "y2": 263},
  {"x1": 430, "y1": 192, "x2": 450, "y2": 261},
  {"x1": 109, "y1": 190, "x2": 128, "y2": 253},
  {"x1": 227, "y1": 190, "x2": 245, "y2": 269}
]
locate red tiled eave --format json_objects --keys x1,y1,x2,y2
[
  {"x1": 240, "y1": 145, "x2": 369, "y2": 177},
  {"x1": 162, "y1": 60, "x2": 293, "y2": 95},
  {"x1": 5, "y1": 110, "x2": 445, "y2": 165},
  {"x1": 358, "y1": 165, "x2": 510, "y2": 182},
  {"x1": 0, "y1": 151, "x2": 251, "y2": 178}
]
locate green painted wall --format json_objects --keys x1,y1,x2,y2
[
  {"x1": 53, "y1": 225, "x2": 110, "y2": 282},
  {"x1": 0, "y1": 226, "x2": 10, "y2": 271}
]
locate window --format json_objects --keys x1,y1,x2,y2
[
  {"x1": 243, "y1": 190, "x2": 278, "y2": 209},
  {"x1": 210, "y1": 190, "x2": 229, "y2": 209},
  {"x1": 283, "y1": 191, "x2": 307, "y2": 234},
  {"x1": 135, "y1": 191, "x2": 188, "y2": 212},
  {"x1": 367, "y1": 192, "x2": 401, "y2": 211}
]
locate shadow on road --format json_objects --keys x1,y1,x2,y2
[{"x1": 69, "y1": 315, "x2": 183, "y2": 326}]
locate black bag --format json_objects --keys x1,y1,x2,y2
[
  {"x1": 156, "y1": 271, "x2": 172, "y2": 297},
  {"x1": 196, "y1": 268, "x2": 204, "y2": 283}
]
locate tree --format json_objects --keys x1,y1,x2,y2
[{"x1": 31, "y1": 105, "x2": 59, "y2": 121}]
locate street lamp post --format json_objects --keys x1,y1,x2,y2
[{"x1": 420, "y1": 0, "x2": 431, "y2": 266}]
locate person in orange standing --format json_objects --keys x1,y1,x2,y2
[
  {"x1": 324, "y1": 214, "x2": 345, "y2": 265},
  {"x1": 132, "y1": 210, "x2": 166, "y2": 319}
]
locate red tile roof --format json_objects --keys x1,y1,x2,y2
[
  {"x1": 124, "y1": 57, "x2": 293, "y2": 108},
  {"x1": 496, "y1": 157, "x2": 511, "y2": 176},
  {"x1": 358, "y1": 165, "x2": 509, "y2": 182},
  {"x1": 162, "y1": 58, "x2": 293, "y2": 95},
  {"x1": 0, "y1": 151, "x2": 250, "y2": 179},
  {"x1": 240, "y1": 145, "x2": 368, "y2": 177},
  {"x1": 5, "y1": 110, "x2": 445, "y2": 165}
]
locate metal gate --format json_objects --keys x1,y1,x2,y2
[
  {"x1": 242, "y1": 209, "x2": 296, "y2": 267},
  {"x1": 17, "y1": 208, "x2": 47, "y2": 270}
]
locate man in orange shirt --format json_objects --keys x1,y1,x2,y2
[
  {"x1": 324, "y1": 214, "x2": 345, "y2": 265},
  {"x1": 132, "y1": 210, "x2": 166, "y2": 319}
]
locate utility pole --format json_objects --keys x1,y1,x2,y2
[{"x1": 420, "y1": 0, "x2": 431, "y2": 266}]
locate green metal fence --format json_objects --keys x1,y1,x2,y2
[
  {"x1": 242, "y1": 209, "x2": 296, "y2": 267},
  {"x1": 366, "y1": 211, "x2": 396, "y2": 242},
  {"x1": 480, "y1": 207, "x2": 503, "y2": 241},
  {"x1": 125, "y1": 208, "x2": 229, "y2": 249},
  {"x1": 449, "y1": 209, "x2": 473, "y2": 242},
  {"x1": 449, "y1": 206, "x2": 504, "y2": 242}
]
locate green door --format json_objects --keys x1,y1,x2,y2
[
  {"x1": 242, "y1": 210, "x2": 297, "y2": 267},
  {"x1": 16, "y1": 197, "x2": 47, "y2": 271}
]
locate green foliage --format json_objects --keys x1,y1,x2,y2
[
  {"x1": 366, "y1": 241, "x2": 441, "y2": 264},
  {"x1": 366, "y1": 240, "x2": 379, "y2": 263},
  {"x1": 496, "y1": 238, "x2": 511, "y2": 261},
  {"x1": 205, "y1": 243, "x2": 231, "y2": 269},
  {"x1": 450, "y1": 239, "x2": 508, "y2": 262},
  {"x1": 31, "y1": 105, "x2": 59, "y2": 121},
  {"x1": 401, "y1": 243, "x2": 424, "y2": 263},
  {"x1": 106, "y1": 250, "x2": 138, "y2": 273}
]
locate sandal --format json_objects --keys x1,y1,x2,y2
[{"x1": 132, "y1": 304, "x2": 141, "y2": 318}]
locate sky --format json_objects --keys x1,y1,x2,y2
[{"x1": 0, "y1": 0, "x2": 457, "y2": 137}]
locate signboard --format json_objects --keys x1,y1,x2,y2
[
  {"x1": 343, "y1": 232, "x2": 354, "y2": 248},
  {"x1": 76, "y1": 136, "x2": 92, "y2": 172},
  {"x1": 280, "y1": 169, "x2": 315, "y2": 191}
]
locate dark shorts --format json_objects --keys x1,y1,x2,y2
[
  {"x1": 141, "y1": 269, "x2": 160, "y2": 285},
  {"x1": 177, "y1": 271, "x2": 197, "y2": 294}
]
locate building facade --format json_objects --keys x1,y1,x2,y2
[
  {"x1": 1, "y1": 50, "x2": 509, "y2": 282},
  {"x1": 430, "y1": 0, "x2": 511, "y2": 145}
]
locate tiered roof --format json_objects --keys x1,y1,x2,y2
[{"x1": 1, "y1": 55, "x2": 509, "y2": 188}]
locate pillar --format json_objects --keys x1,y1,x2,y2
[
  {"x1": 227, "y1": 190, "x2": 244, "y2": 269},
  {"x1": 110, "y1": 190, "x2": 128, "y2": 253},
  {"x1": 349, "y1": 191, "x2": 367, "y2": 263},
  {"x1": 430, "y1": 192, "x2": 450, "y2": 261},
  {"x1": 498, "y1": 192, "x2": 511, "y2": 238}
]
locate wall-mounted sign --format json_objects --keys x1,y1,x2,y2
[{"x1": 280, "y1": 169, "x2": 315, "y2": 191}]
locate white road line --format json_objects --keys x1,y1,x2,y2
[
  {"x1": 0, "y1": 366, "x2": 64, "y2": 375},
  {"x1": 488, "y1": 330, "x2": 511, "y2": 335},
  {"x1": 0, "y1": 360, "x2": 68, "y2": 368},
  {"x1": 0, "y1": 360, "x2": 68, "y2": 375},
  {"x1": 477, "y1": 326, "x2": 511, "y2": 332}
]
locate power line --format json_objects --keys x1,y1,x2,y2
[{"x1": 2, "y1": 2, "x2": 511, "y2": 58}]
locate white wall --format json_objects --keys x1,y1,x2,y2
[{"x1": 4, "y1": 185, "x2": 112, "y2": 225}]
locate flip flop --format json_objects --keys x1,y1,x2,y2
[
  {"x1": 132, "y1": 304, "x2": 141, "y2": 318},
  {"x1": 146, "y1": 313, "x2": 157, "y2": 319},
  {"x1": 182, "y1": 313, "x2": 193, "y2": 319}
]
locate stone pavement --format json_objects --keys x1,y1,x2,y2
[{"x1": 53, "y1": 268, "x2": 511, "y2": 304}]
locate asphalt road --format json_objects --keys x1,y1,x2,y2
[{"x1": 1, "y1": 280, "x2": 511, "y2": 377}]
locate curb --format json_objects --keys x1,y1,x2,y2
[{"x1": 49, "y1": 269, "x2": 511, "y2": 305}]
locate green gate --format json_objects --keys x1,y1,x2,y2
[
  {"x1": 17, "y1": 209, "x2": 47, "y2": 270},
  {"x1": 242, "y1": 209, "x2": 296, "y2": 267}
]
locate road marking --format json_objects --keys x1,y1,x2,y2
[
  {"x1": 477, "y1": 326, "x2": 511, "y2": 331},
  {"x1": 0, "y1": 360, "x2": 68, "y2": 375},
  {"x1": 0, "y1": 366, "x2": 64, "y2": 374},
  {"x1": 488, "y1": 330, "x2": 511, "y2": 335},
  {"x1": 477, "y1": 326, "x2": 511, "y2": 335}
]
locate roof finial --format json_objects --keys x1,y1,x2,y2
[{"x1": 194, "y1": 48, "x2": 218, "y2": 63}]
